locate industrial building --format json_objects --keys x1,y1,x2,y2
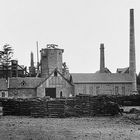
[
  {"x1": 72, "y1": 9, "x2": 137, "y2": 96},
  {"x1": 0, "y1": 9, "x2": 138, "y2": 98},
  {"x1": 0, "y1": 60, "x2": 27, "y2": 78}
]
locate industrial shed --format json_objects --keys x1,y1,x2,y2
[
  {"x1": 36, "y1": 69, "x2": 74, "y2": 98},
  {"x1": 71, "y1": 73, "x2": 133, "y2": 96}
]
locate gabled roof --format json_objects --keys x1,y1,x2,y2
[
  {"x1": 0, "y1": 78, "x2": 7, "y2": 90},
  {"x1": 8, "y1": 69, "x2": 73, "y2": 89},
  {"x1": 36, "y1": 68, "x2": 73, "y2": 87},
  {"x1": 71, "y1": 73, "x2": 132, "y2": 83},
  {"x1": 9, "y1": 77, "x2": 44, "y2": 89}
]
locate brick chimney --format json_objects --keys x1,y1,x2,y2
[
  {"x1": 100, "y1": 43, "x2": 105, "y2": 73},
  {"x1": 129, "y1": 9, "x2": 137, "y2": 92},
  {"x1": 29, "y1": 52, "x2": 36, "y2": 76}
]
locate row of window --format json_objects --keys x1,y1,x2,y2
[{"x1": 95, "y1": 86, "x2": 125, "y2": 95}]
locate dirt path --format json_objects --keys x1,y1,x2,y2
[{"x1": 0, "y1": 116, "x2": 140, "y2": 140}]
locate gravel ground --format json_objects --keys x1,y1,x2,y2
[{"x1": 0, "y1": 115, "x2": 140, "y2": 140}]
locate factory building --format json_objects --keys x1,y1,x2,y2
[
  {"x1": 71, "y1": 9, "x2": 137, "y2": 96},
  {"x1": 1, "y1": 9, "x2": 138, "y2": 98},
  {"x1": 0, "y1": 60, "x2": 27, "y2": 79},
  {"x1": 8, "y1": 44, "x2": 74, "y2": 98}
]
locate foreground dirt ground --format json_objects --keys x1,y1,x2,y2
[{"x1": 0, "y1": 115, "x2": 140, "y2": 140}]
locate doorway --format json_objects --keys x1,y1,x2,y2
[{"x1": 45, "y1": 88, "x2": 56, "y2": 98}]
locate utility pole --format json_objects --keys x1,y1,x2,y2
[{"x1": 36, "y1": 41, "x2": 39, "y2": 71}]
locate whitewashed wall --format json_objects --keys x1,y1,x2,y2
[
  {"x1": 74, "y1": 83, "x2": 132, "y2": 96},
  {"x1": 37, "y1": 74, "x2": 74, "y2": 98}
]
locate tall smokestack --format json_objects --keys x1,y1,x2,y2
[
  {"x1": 30, "y1": 52, "x2": 34, "y2": 67},
  {"x1": 129, "y1": 9, "x2": 137, "y2": 92},
  {"x1": 29, "y1": 52, "x2": 35, "y2": 76},
  {"x1": 100, "y1": 43, "x2": 105, "y2": 73}
]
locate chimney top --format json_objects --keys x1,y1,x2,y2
[
  {"x1": 100, "y1": 43, "x2": 104, "y2": 49},
  {"x1": 100, "y1": 43, "x2": 105, "y2": 73}
]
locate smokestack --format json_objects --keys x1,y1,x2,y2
[
  {"x1": 29, "y1": 52, "x2": 35, "y2": 76},
  {"x1": 100, "y1": 43, "x2": 105, "y2": 73},
  {"x1": 30, "y1": 52, "x2": 34, "y2": 67},
  {"x1": 129, "y1": 9, "x2": 137, "y2": 92}
]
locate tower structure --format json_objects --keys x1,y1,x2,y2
[
  {"x1": 129, "y1": 9, "x2": 137, "y2": 92},
  {"x1": 100, "y1": 43, "x2": 105, "y2": 73},
  {"x1": 30, "y1": 52, "x2": 34, "y2": 67},
  {"x1": 29, "y1": 52, "x2": 36, "y2": 76},
  {"x1": 40, "y1": 44, "x2": 64, "y2": 78},
  {"x1": 11, "y1": 60, "x2": 18, "y2": 77}
]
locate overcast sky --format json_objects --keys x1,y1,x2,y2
[{"x1": 0, "y1": 0, "x2": 139, "y2": 73}]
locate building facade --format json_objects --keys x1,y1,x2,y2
[
  {"x1": 0, "y1": 9, "x2": 137, "y2": 98},
  {"x1": 36, "y1": 69, "x2": 74, "y2": 98},
  {"x1": 71, "y1": 9, "x2": 137, "y2": 96},
  {"x1": 71, "y1": 73, "x2": 133, "y2": 96},
  {"x1": 8, "y1": 69, "x2": 74, "y2": 98}
]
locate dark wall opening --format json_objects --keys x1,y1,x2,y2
[{"x1": 45, "y1": 88, "x2": 56, "y2": 98}]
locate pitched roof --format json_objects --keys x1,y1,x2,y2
[
  {"x1": 9, "y1": 69, "x2": 73, "y2": 89},
  {"x1": 0, "y1": 78, "x2": 8, "y2": 90},
  {"x1": 71, "y1": 73, "x2": 132, "y2": 83},
  {"x1": 117, "y1": 67, "x2": 129, "y2": 73},
  {"x1": 9, "y1": 77, "x2": 44, "y2": 89},
  {"x1": 36, "y1": 68, "x2": 74, "y2": 87}
]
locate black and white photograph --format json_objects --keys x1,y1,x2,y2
[{"x1": 0, "y1": 0, "x2": 140, "y2": 139}]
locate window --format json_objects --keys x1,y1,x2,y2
[
  {"x1": 21, "y1": 80, "x2": 26, "y2": 86},
  {"x1": 60, "y1": 91, "x2": 63, "y2": 97},
  {"x1": 115, "y1": 86, "x2": 119, "y2": 95},
  {"x1": 96, "y1": 86, "x2": 100, "y2": 95},
  {"x1": 122, "y1": 86, "x2": 125, "y2": 95},
  {"x1": 2, "y1": 92, "x2": 5, "y2": 97},
  {"x1": 54, "y1": 71, "x2": 57, "y2": 77}
]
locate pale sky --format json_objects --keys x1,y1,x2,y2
[{"x1": 0, "y1": 0, "x2": 139, "y2": 73}]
